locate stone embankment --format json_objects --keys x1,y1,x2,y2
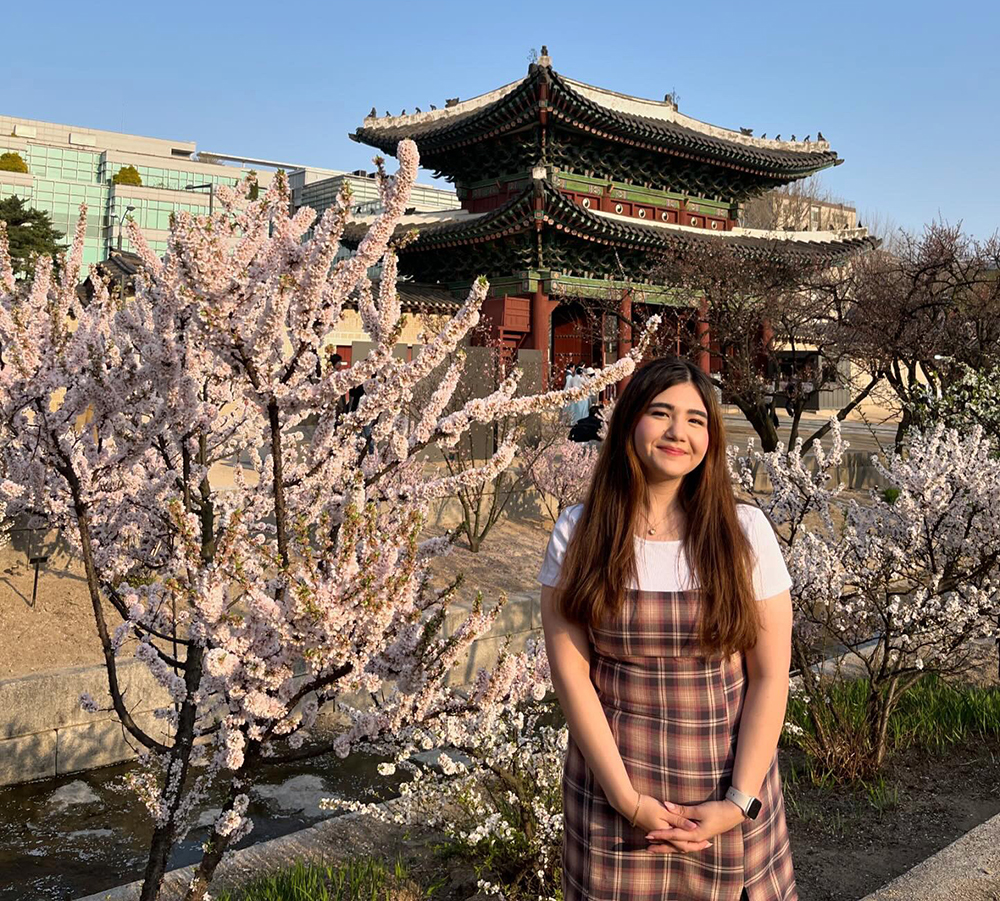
[{"x1": 0, "y1": 589, "x2": 541, "y2": 787}]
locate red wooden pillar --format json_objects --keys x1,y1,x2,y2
[
  {"x1": 758, "y1": 317, "x2": 774, "y2": 377},
  {"x1": 617, "y1": 290, "x2": 633, "y2": 391},
  {"x1": 530, "y1": 283, "x2": 550, "y2": 390},
  {"x1": 696, "y1": 296, "x2": 711, "y2": 374}
]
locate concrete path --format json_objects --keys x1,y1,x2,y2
[
  {"x1": 722, "y1": 410, "x2": 898, "y2": 455},
  {"x1": 858, "y1": 809, "x2": 1000, "y2": 901},
  {"x1": 75, "y1": 798, "x2": 419, "y2": 901}
]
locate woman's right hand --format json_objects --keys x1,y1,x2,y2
[{"x1": 631, "y1": 793, "x2": 713, "y2": 854}]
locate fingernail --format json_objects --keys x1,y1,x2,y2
[{"x1": 665, "y1": 802, "x2": 677, "y2": 811}]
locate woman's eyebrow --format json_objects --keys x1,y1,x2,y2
[{"x1": 647, "y1": 402, "x2": 708, "y2": 418}]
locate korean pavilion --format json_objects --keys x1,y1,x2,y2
[{"x1": 350, "y1": 48, "x2": 872, "y2": 387}]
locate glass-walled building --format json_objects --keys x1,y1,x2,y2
[{"x1": 0, "y1": 115, "x2": 457, "y2": 276}]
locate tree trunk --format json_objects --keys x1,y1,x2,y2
[
  {"x1": 183, "y1": 829, "x2": 235, "y2": 901},
  {"x1": 183, "y1": 763, "x2": 254, "y2": 901},
  {"x1": 738, "y1": 399, "x2": 780, "y2": 453},
  {"x1": 860, "y1": 682, "x2": 895, "y2": 773},
  {"x1": 138, "y1": 643, "x2": 205, "y2": 900},
  {"x1": 893, "y1": 406, "x2": 913, "y2": 453},
  {"x1": 139, "y1": 822, "x2": 179, "y2": 901}
]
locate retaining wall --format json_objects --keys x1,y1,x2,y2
[{"x1": 0, "y1": 589, "x2": 543, "y2": 788}]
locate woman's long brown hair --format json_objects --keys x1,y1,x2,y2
[{"x1": 558, "y1": 356, "x2": 760, "y2": 656}]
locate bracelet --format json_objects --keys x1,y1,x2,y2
[{"x1": 630, "y1": 792, "x2": 642, "y2": 827}]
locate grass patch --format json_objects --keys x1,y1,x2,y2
[
  {"x1": 781, "y1": 674, "x2": 1000, "y2": 813},
  {"x1": 215, "y1": 855, "x2": 422, "y2": 901},
  {"x1": 784, "y1": 673, "x2": 1000, "y2": 759},
  {"x1": 889, "y1": 673, "x2": 1000, "y2": 752}
]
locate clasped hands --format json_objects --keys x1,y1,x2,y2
[{"x1": 627, "y1": 792, "x2": 745, "y2": 854}]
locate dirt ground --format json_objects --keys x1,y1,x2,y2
[
  {"x1": 377, "y1": 733, "x2": 1000, "y2": 901},
  {"x1": 783, "y1": 738, "x2": 1000, "y2": 901},
  {"x1": 0, "y1": 527, "x2": 112, "y2": 679}
]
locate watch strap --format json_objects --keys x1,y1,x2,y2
[{"x1": 725, "y1": 785, "x2": 761, "y2": 819}]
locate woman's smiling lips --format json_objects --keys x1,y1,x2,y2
[{"x1": 656, "y1": 445, "x2": 686, "y2": 456}]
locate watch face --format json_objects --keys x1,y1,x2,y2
[{"x1": 746, "y1": 797, "x2": 762, "y2": 819}]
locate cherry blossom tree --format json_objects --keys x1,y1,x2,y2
[
  {"x1": 0, "y1": 140, "x2": 658, "y2": 900},
  {"x1": 527, "y1": 438, "x2": 599, "y2": 524},
  {"x1": 732, "y1": 420, "x2": 1000, "y2": 777}
]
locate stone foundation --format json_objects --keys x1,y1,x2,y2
[{"x1": 0, "y1": 589, "x2": 541, "y2": 787}]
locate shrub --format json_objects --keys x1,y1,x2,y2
[
  {"x1": 112, "y1": 164, "x2": 142, "y2": 186},
  {"x1": 782, "y1": 673, "x2": 1000, "y2": 781},
  {"x1": 735, "y1": 419, "x2": 1000, "y2": 779},
  {"x1": 0, "y1": 152, "x2": 28, "y2": 174},
  {"x1": 323, "y1": 640, "x2": 565, "y2": 901}
]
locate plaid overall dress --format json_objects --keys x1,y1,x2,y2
[{"x1": 561, "y1": 587, "x2": 798, "y2": 901}]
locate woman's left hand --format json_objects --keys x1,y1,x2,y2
[{"x1": 644, "y1": 800, "x2": 745, "y2": 852}]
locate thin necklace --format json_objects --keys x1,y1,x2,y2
[{"x1": 642, "y1": 509, "x2": 681, "y2": 537}]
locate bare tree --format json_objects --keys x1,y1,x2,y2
[
  {"x1": 827, "y1": 222, "x2": 1000, "y2": 447},
  {"x1": 741, "y1": 176, "x2": 855, "y2": 232}
]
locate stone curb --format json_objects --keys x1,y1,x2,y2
[
  {"x1": 75, "y1": 797, "x2": 417, "y2": 901},
  {"x1": 857, "y1": 809, "x2": 1000, "y2": 901}
]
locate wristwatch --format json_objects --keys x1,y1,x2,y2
[{"x1": 725, "y1": 785, "x2": 762, "y2": 820}]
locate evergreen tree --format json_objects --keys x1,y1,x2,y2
[{"x1": 0, "y1": 196, "x2": 66, "y2": 277}]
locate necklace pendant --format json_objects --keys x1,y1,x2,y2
[{"x1": 647, "y1": 527, "x2": 656, "y2": 535}]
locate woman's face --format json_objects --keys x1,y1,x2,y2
[{"x1": 631, "y1": 381, "x2": 710, "y2": 483}]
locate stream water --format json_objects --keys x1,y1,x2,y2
[{"x1": 0, "y1": 749, "x2": 408, "y2": 901}]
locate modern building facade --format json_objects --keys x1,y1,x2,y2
[{"x1": 0, "y1": 115, "x2": 457, "y2": 275}]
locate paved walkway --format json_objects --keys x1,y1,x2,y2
[
  {"x1": 75, "y1": 798, "x2": 419, "y2": 901},
  {"x1": 722, "y1": 410, "x2": 898, "y2": 455},
  {"x1": 858, "y1": 809, "x2": 1000, "y2": 901}
]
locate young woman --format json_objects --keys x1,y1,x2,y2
[{"x1": 538, "y1": 357, "x2": 797, "y2": 901}]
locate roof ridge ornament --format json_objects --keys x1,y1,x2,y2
[{"x1": 538, "y1": 45, "x2": 551, "y2": 68}]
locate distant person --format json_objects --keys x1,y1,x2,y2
[
  {"x1": 568, "y1": 405, "x2": 603, "y2": 443},
  {"x1": 569, "y1": 363, "x2": 590, "y2": 424},
  {"x1": 562, "y1": 363, "x2": 579, "y2": 422}
]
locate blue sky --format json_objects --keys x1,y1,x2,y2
[{"x1": 7, "y1": 0, "x2": 998, "y2": 239}]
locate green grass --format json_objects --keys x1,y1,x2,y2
[
  {"x1": 215, "y1": 856, "x2": 415, "y2": 901},
  {"x1": 785, "y1": 673, "x2": 1000, "y2": 757},
  {"x1": 782, "y1": 673, "x2": 1000, "y2": 812},
  {"x1": 889, "y1": 674, "x2": 1000, "y2": 752}
]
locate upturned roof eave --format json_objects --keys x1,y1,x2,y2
[
  {"x1": 351, "y1": 65, "x2": 842, "y2": 177},
  {"x1": 377, "y1": 181, "x2": 875, "y2": 264}
]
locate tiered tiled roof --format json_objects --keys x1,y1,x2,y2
[
  {"x1": 352, "y1": 58, "x2": 839, "y2": 181},
  {"x1": 347, "y1": 181, "x2": 874, "y2": 265}
]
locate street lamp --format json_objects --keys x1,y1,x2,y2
[
  {"x1": 185, "y1": 182, "x2": 214, "y2": 216},
  {"x1": 116, "y1": 204, "x2": 136, "y2": 251}
]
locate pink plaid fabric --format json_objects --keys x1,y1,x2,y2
[{"x1": 562, "y1": 589, "x2": 798, "y2": 901}]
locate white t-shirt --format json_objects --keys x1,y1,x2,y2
[{"x1": 537, "y1": 503, "x2": 792, "y2": 601}]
